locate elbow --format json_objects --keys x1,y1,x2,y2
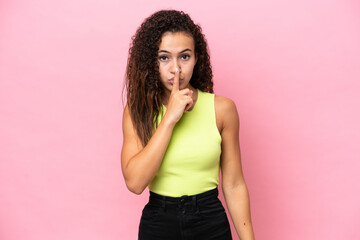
[
  {"x1": 125, "y1": 179, "x2": 146, "y2": 195},
  {"x1": 128, "y1": 186, "x2": 145, "y2": 195},
  {"x1": 222, "y1": 181, "x2": 247, "y2": 193},
  {"x1": 122, "y1": 163, "x2": 147, "y2": 195}
]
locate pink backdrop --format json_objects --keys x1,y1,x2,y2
[{"x1": 1, "y1": 0, "x2": 359, "y2": 239}]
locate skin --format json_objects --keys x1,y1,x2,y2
[
  {"x1": 121, "y1": 31, "x2": 255, "y2": 240},
  {"x1": 157, "y1": 32, "x2": 198, "y2": 112}
]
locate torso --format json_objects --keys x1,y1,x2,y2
[
  {"x1": 163, "y1": 89, "x2": 226, "y2": 137},
  {"x1": 151, "y1": 88, "x2": 223, "y2": 196},
  {"x1": 191, "y1": 89, "x2": 224, "y2": 136},
  {"x1": 214, "y1": 94, "x2": 225, "y2": 137}
]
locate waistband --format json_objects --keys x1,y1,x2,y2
[{"x1": 149, "y1": 187, "x2": 218, "y2": 204}]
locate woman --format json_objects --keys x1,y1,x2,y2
[{"x1": 121, "y1": 10, "x2": 255, "y2": 240}]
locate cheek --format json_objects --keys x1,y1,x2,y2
[
  {"x1": 183, "y1": 62, "x2": 196, "y2": 75},
  {"x1": 158, "y1": 66, "x2": 169, "y2": 81},
  {"x1": 158, "y1": 65, "x2": 166, "y2": 75}
]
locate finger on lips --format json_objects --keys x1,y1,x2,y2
[{"x1": 172, "y1": 67, "x2": 180, "y2": 92}]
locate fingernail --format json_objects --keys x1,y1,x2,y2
[{"x1": 175, "y1": 67, "x2": 178, "y2": 73}]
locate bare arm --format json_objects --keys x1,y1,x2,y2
[
  {"x1": 121, "y1": 105, "x2": 175, "y2": 194},
  {"x1": 121, "y1": 68, "x2": 193, "y2": 195},
  {"x1": 216, "y1": 96, "x2": 255, "y2": 240}
]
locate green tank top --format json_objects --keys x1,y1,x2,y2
[{"x1": 149, "y1": 89, "x2": 222, "y2": 197}]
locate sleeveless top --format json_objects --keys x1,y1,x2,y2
[{"x1": 149, "y1": 89, "x2": 222, "y2": 197}]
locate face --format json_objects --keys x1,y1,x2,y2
[{"x1": 157, "y1": 31, "x2": 197, "y2": 95}]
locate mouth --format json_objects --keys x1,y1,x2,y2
[{"x1": 169, "y1": 78, "x2": 184, "y2": 84}]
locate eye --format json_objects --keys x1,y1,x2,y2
[
  {"x1": 180, "y1": 54, "x2": 190, "y2": 60},
  {"x1": 159, "y1": 56, "x2": 168, "y2": 61}
]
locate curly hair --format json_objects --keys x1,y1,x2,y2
[{"x1": 123, "y1": 9, "x2": 214, "y2": 147}]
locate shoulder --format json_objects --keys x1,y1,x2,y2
[
  {"x1": 123, "y1": 104, "x2": 132, "y2": 124},
  {"x1": 214, "y1": 95, "x2": 239, "y2": 132},
  {"x1": 122, "y1": 104, "x2": 137, "y2": 140},
  {"x1": 122, "y1": 104, "x2": 144, "y2": 150},
  {"x1": 122, "y1": 104, "x2": 133, "y2": 134},
  {"x1": 214, "y1": 94, "x2": 238, "y2": 117}
]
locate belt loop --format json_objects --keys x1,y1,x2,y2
[{"x1": 193, "y1": 195, "x2": 199, "y2": 213}]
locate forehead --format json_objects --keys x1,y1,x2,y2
[{"x1": 158, "y1": 32, "x2": 195, "y2": 52}]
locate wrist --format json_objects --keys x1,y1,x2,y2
[{"x1": 161, "y1": 115, "x2": 176, "y2": 128}]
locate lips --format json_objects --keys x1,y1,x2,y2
[{"x1": 169, "y1": 78, "x2": 184, "y2": 84}]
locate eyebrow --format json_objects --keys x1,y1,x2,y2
[{"x1": 158, "y1": 48, "x2": 192, "y2": 54}]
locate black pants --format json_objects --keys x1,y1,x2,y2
[{"x1": 138, "y1": 187, "x2": 232, "y2": 240}]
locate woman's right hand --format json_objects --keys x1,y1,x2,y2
[{"x1": 164, "y1": 67, "x2": 194, "y2": 124}]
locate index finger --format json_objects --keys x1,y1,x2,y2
[{"x1": 172, "y1": 67, "x2": 180, "y2": 92}]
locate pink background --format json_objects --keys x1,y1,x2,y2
[{"x1": 1, "y1": 0, "x2": 359, "y2": 239}]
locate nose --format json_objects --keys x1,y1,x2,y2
[{"x1": 170, "y1": 59, "x2": 181, "y2": 73}]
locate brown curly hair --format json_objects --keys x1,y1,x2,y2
[{"x1": 123, "y1": 9, "x2": 214, "y2": 147}]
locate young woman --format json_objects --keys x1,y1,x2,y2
[{"x1": 121, "y1": 10, "x2": 255, "y2": 240}]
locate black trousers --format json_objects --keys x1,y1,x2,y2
[{"x1": 138, "y1": 187, "x2": 232, "y2": 240}]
